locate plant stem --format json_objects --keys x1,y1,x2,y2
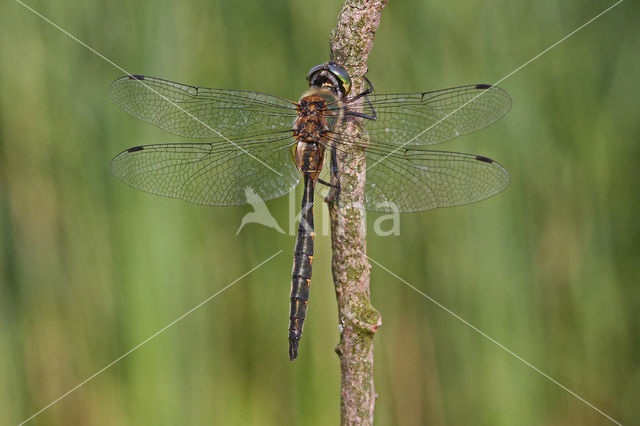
[{"x1": 328, "y1": 1, "x2": 387, "y2": 424}]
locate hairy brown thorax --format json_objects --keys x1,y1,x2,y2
[
  {"x1": 292, "y1": 93, "x2": 330, "y2": 181},
  {"x1": 293, "y1": 94, "x2": 331, "y2": 142}
]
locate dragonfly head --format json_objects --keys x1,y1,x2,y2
[{"x1": 306, "y1": 62, "x2": 352, "y2": 98}]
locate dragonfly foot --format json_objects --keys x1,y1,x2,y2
[{"x1": 323, "y1": 185, "x2": 341, "y2": 205}]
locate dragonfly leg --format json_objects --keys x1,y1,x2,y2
[
  {"x1": 345, "y1": 77, "x2": 377, "y2": 121},
  {"x1": 347, "y1": 110, "x2": 376, "y2": 120},
  {"x1": 318, "y1": 178, "x2": 338, "y2": 188},
  {"x1": 320, "y1": 180, "x2": 341, "y2": 204},
  {"x1": 323, "y1": 142, "x2": 342, "y2": 204},
  {"x1": 348, "y1": 76, "x2": 374, "y2": 101}
]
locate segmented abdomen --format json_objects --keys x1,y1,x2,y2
[{"x1": 288, "y1": 174, "x2": 315, "y2": 361}]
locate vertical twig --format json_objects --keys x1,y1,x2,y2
[{"x1": 328, "y1": 1, "x2": 387, "y2": 425}]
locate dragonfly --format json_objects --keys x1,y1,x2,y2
[{"x1": 110, "y1": 62, "x2": 511, "y2": 361}]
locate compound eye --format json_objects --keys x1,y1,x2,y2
[
  {"x1": 306, "y1": 63, "x2": 329, "y2": 82},
  {"x1": 327, "y1": 62, "x2": 352, "y2": 95}
]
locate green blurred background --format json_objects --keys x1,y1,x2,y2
[{"x1": 2, "y1": 0, "x2": 638, "y2": 424}]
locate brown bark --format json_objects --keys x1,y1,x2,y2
[{"x1": 327, "y1": 1, "x2": 387, "y2": 425}]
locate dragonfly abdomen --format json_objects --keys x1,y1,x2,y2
[{"x1": 289, "y1": 174, "x2": 315, "y2": 361}]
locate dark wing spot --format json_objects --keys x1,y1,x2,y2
[
  {"x1": 127, "y1": 146, "x2": 144, "y2": 153},
  {"x1": 475, "y1": 84, "x2": 492, "y2": 89},
  {"x1": 475, "y1": 155, "x2": 494, "y2": 163},
  {"x1": 128, "y1": 75, "x2": 145, "y2": 80}
]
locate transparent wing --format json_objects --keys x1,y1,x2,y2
[
  {"x1": 355, "y1": 84, "x2": 511, "y2": 147},
  {"x1": 315, "y1": 84, "x2": 511, "y2": 212},
  {"x1": 362, "y1": 149, "x2": 510, "y2": 212},
  {"x1": 110, "y1": 75, "x2": 299, "y2": 139},
  {"x1": 111, "y1": 135, "x2": 299, "y2": 206},
  {"x1": 315, "y1": 142, "x2": 509, "y2": 213}
]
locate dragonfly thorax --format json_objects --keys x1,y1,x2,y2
[
  {"x1": 292, "y1": 90, "x2": 341, "y2": 180},
  {"x1": 294, "y1": 94, "x2": 330, "y2": 142},
  {"x1": 294, "y1": 89, "x2": 343, "y2": 139}
]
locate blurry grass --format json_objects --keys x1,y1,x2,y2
[{"x1": 1, "y1": 0, "x2": 639, "y2": 425}]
